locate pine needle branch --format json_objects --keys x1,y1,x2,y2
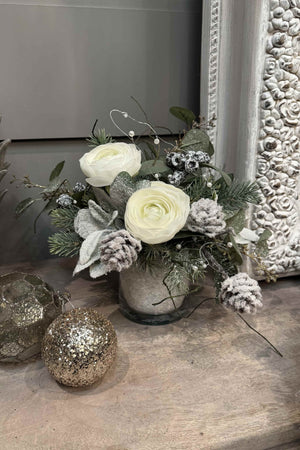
[
  {"x1": 217, "y1": 180, "x2": 261, "y2": 211},
  {"x1": 48, "y1": 232, "x2": 82, "y2": 257},
  {"x1": 50, "y1": 206, "x2": 79, "y2": 230}
]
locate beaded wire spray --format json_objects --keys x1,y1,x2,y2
[{"x1": 109, "y1": 108, "x2": 176, "y2": 150}]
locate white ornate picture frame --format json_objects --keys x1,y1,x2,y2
[{"x1": 201, "y1": 0, "x2": 300, "y2": 277}]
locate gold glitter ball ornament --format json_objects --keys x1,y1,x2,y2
[
  {"x1": 42, "y1": 308, "x2": 117, "y2": 387},
  {"x1": 0, "y1": 272, "x2": 64, "y2": 363}
]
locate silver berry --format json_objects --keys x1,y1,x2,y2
[
  {"x1": 73, "y1": 182, "x2": 86, "y2": 192},
  {"x1": 56, "y1": 194, "x2": 74, "y2": 208}
]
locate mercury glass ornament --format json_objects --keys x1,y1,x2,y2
[
  {"x1": 0, "y1": 272, "x2": 65, "y2": 363},
  {"x1": 42, "y1": 308, "x2": 117, "y2": 387}
]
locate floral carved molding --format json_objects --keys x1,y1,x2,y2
[{"x1": 252, "y1": 0, "x2": 300, "y2": 275}]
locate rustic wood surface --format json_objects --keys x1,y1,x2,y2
[{"x1": 0, "y1": 258, "x2": 299, "y2": 450}]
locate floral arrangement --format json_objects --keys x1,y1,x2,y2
[{"x1": 15, "y1": 106, "x2": 276, "y2": 316}]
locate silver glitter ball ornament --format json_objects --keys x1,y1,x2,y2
[
  {"x1": 0, "y1": 272, "x2": 64, "y2": 363},
  {"x1": 42, "y1": 308, "x2": 117, "y2": 387}
]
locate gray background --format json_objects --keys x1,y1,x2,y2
[{"x1": 0, "y1": 0, "x2": 202, "y2": 264}]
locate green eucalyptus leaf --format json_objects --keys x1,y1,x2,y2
[
  {"x1": 181, "y1": 129, "x2": 211, "y2": 154},
  {"x1": 43, "y1": 178, "x2": 63, "y2": 194},
  {"x1": 256, "y1": 229, "x2": 272, "y2": 257},
  {"x1": 49, "y1": 161, "x2": 65, "y2": 181},
  {"x1": 226, "y1": 209, "x2": 246, "y2": 233},
  {"x1": 257, "y1": 229, "x2": 272, "y2": 243},
  {"x1": 16, "y1": 197, "x2": 37, "y2": 217},
  {"x1": 138, "y1": 160, "x2": 171, "y2": 177},
  {"x1": 169, "y1": 106, "x2": 195, "y2": 127},
  {"x1": 109, "y1": 171, "x2": 136, "y2": 214}
]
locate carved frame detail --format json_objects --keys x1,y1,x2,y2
[{"x1": 252, "y1": 0, "x2": 300, "y2": 276}]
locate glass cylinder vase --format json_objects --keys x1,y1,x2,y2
[{"x1": 119, "y1": 263, "x2": 189, "y2": 325}]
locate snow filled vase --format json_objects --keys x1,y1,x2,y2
[{"x1": 119, "y1": 263, "x2": 189, "y2": 325}]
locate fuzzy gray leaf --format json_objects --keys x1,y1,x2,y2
[
  {"x1": 73, "y1": 230, "x2": 106, "y2": 275},
  {"x1": 74, "y1": 209, "x2": 100, "y2": 239},
  {"x1": 89, "y1": 262, "x2": 107, "y2": 279},
  {"x1": 88, "y1": 200, "x2": 117, "y2": 226}
]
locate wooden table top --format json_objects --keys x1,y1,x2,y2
[{"x1": 0, "y1": 258, "x2": 299, "y2": 450}]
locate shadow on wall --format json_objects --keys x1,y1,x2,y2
[{"x1": 0, "y1": 139, "x2": 86, "y2": 265}]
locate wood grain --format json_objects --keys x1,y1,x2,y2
[{"x1": 0, "y1": 258, "x2": 299, "y2": 450}]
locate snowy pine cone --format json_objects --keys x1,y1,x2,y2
[
  {"x1": 99, "y1": 229, "x2": 142, "y2": 273},
  {"x1": 219, "y1": 273, "x2": 263, "y2": 314},
  {"x1": 186, "y1": 198, "x2": 226, "y2": 237}
]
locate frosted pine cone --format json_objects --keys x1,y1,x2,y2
[
  {"x1": 100, "y1": 229, "x2": 142, "y2": 273},
  {"x1": 186, "y1": 198, "x2": 226, "y2": 237},
  {"x1": 220, "y1": 273, "x2": 263, "y2": 314}
]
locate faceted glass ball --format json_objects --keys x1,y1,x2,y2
[
  {"x1": 42, "y1": 308, "x2": 117, "y2": 387},
  {"x1": 0, "y1": 272, "x2": 64, "y2": 363}
]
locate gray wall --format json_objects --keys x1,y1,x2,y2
[
  {"x1": 0, "y1": 140, "x2": 86, "y2": 264},
  {"x1": 0, "y1": 0, "x2": 201, "y2": 140},
  {"x1": 0, "y1": 0, "x2": 202, "y2": 264}
]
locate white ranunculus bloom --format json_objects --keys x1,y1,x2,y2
[
  {"x1": 124, "y1": 181, "x2": 190, "y2": 244},
  {"x1": 79, "y1": 142, "x2": 141, "y2": 187}
]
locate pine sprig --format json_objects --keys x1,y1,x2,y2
[
  {"x1": 217, "y1": 180, "x2": 261, "y2": 212},
  {"x1": 87, "y1": 122, "x2": 113, "y2": 148},
  {"x1": 50, "y1": 206, "x2": 79, "y2": 230},
  {"x1": 184, "y1": 177, "x2": 213, "y2": 203},
  {"x1": 48, "y1": 232, "x2": 82, "y2": 257}
]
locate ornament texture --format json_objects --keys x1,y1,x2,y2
[
  {"x1": 220, "y1": 273, "x2": 263, "y2": 314},
  {"x1": 100, "y1": 229, "x2": 142, "y2": 273},
  {"x1": 42, "y1": 308, "x2": 117, "y2": 387},
  {"x1": 186, "y1": 198, "x2": 226, "y2": 237},
  {"x1": 0, "y1": 272, "x2": 64, "y2": 363}
]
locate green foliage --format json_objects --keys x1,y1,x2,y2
[
  {"x1": 181, "y1": 128, "x2": 212, "y2": 155},
  {"x1": 50, "y1": 206, "x2": 79, "y2": 230},
  {"x1": 169, "y1": 106, "x2": 195, "y2": 127},
  {"x1": 256, "y1": 229, "x2": 272, "y2": 257},
  {"x1": 184, "y1": 177, "x2": 213, "y2": 203},
  {"x1": 48, "y1": 232, "x2": 82, "y2": 257},
  {"x1": 226, "y1": 209, "x2": 246, "y2": 233},
  {"x1": 16, "y1": 197, "x2": 37, "y2": 217},
  {"x1": 49, "y1": 161, "x2": 65, "y2": 181},
  {"x1": 138, "y1": 160, "x2": 171, "y2": 177},
  {"x1": 217, "y1": 180, "x2": 261, "y2": 212},
  {"x1": 87, "y1": 126, "x2": 113, "y2": 148}
]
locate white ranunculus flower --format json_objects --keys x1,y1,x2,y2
[
  {"x1": 124, "y1": 181, "x2": 190, "y2": 244},
  {"x1": 80, "y1": 142, "x2": 141, "y2": 187}
]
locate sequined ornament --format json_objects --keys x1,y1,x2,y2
[
  {"x1": 42, "y1": 308, "x2": 117, "y2": 387},
  {"x1": 0, "y1": 273, "x2": 64, "y2": 363}
]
